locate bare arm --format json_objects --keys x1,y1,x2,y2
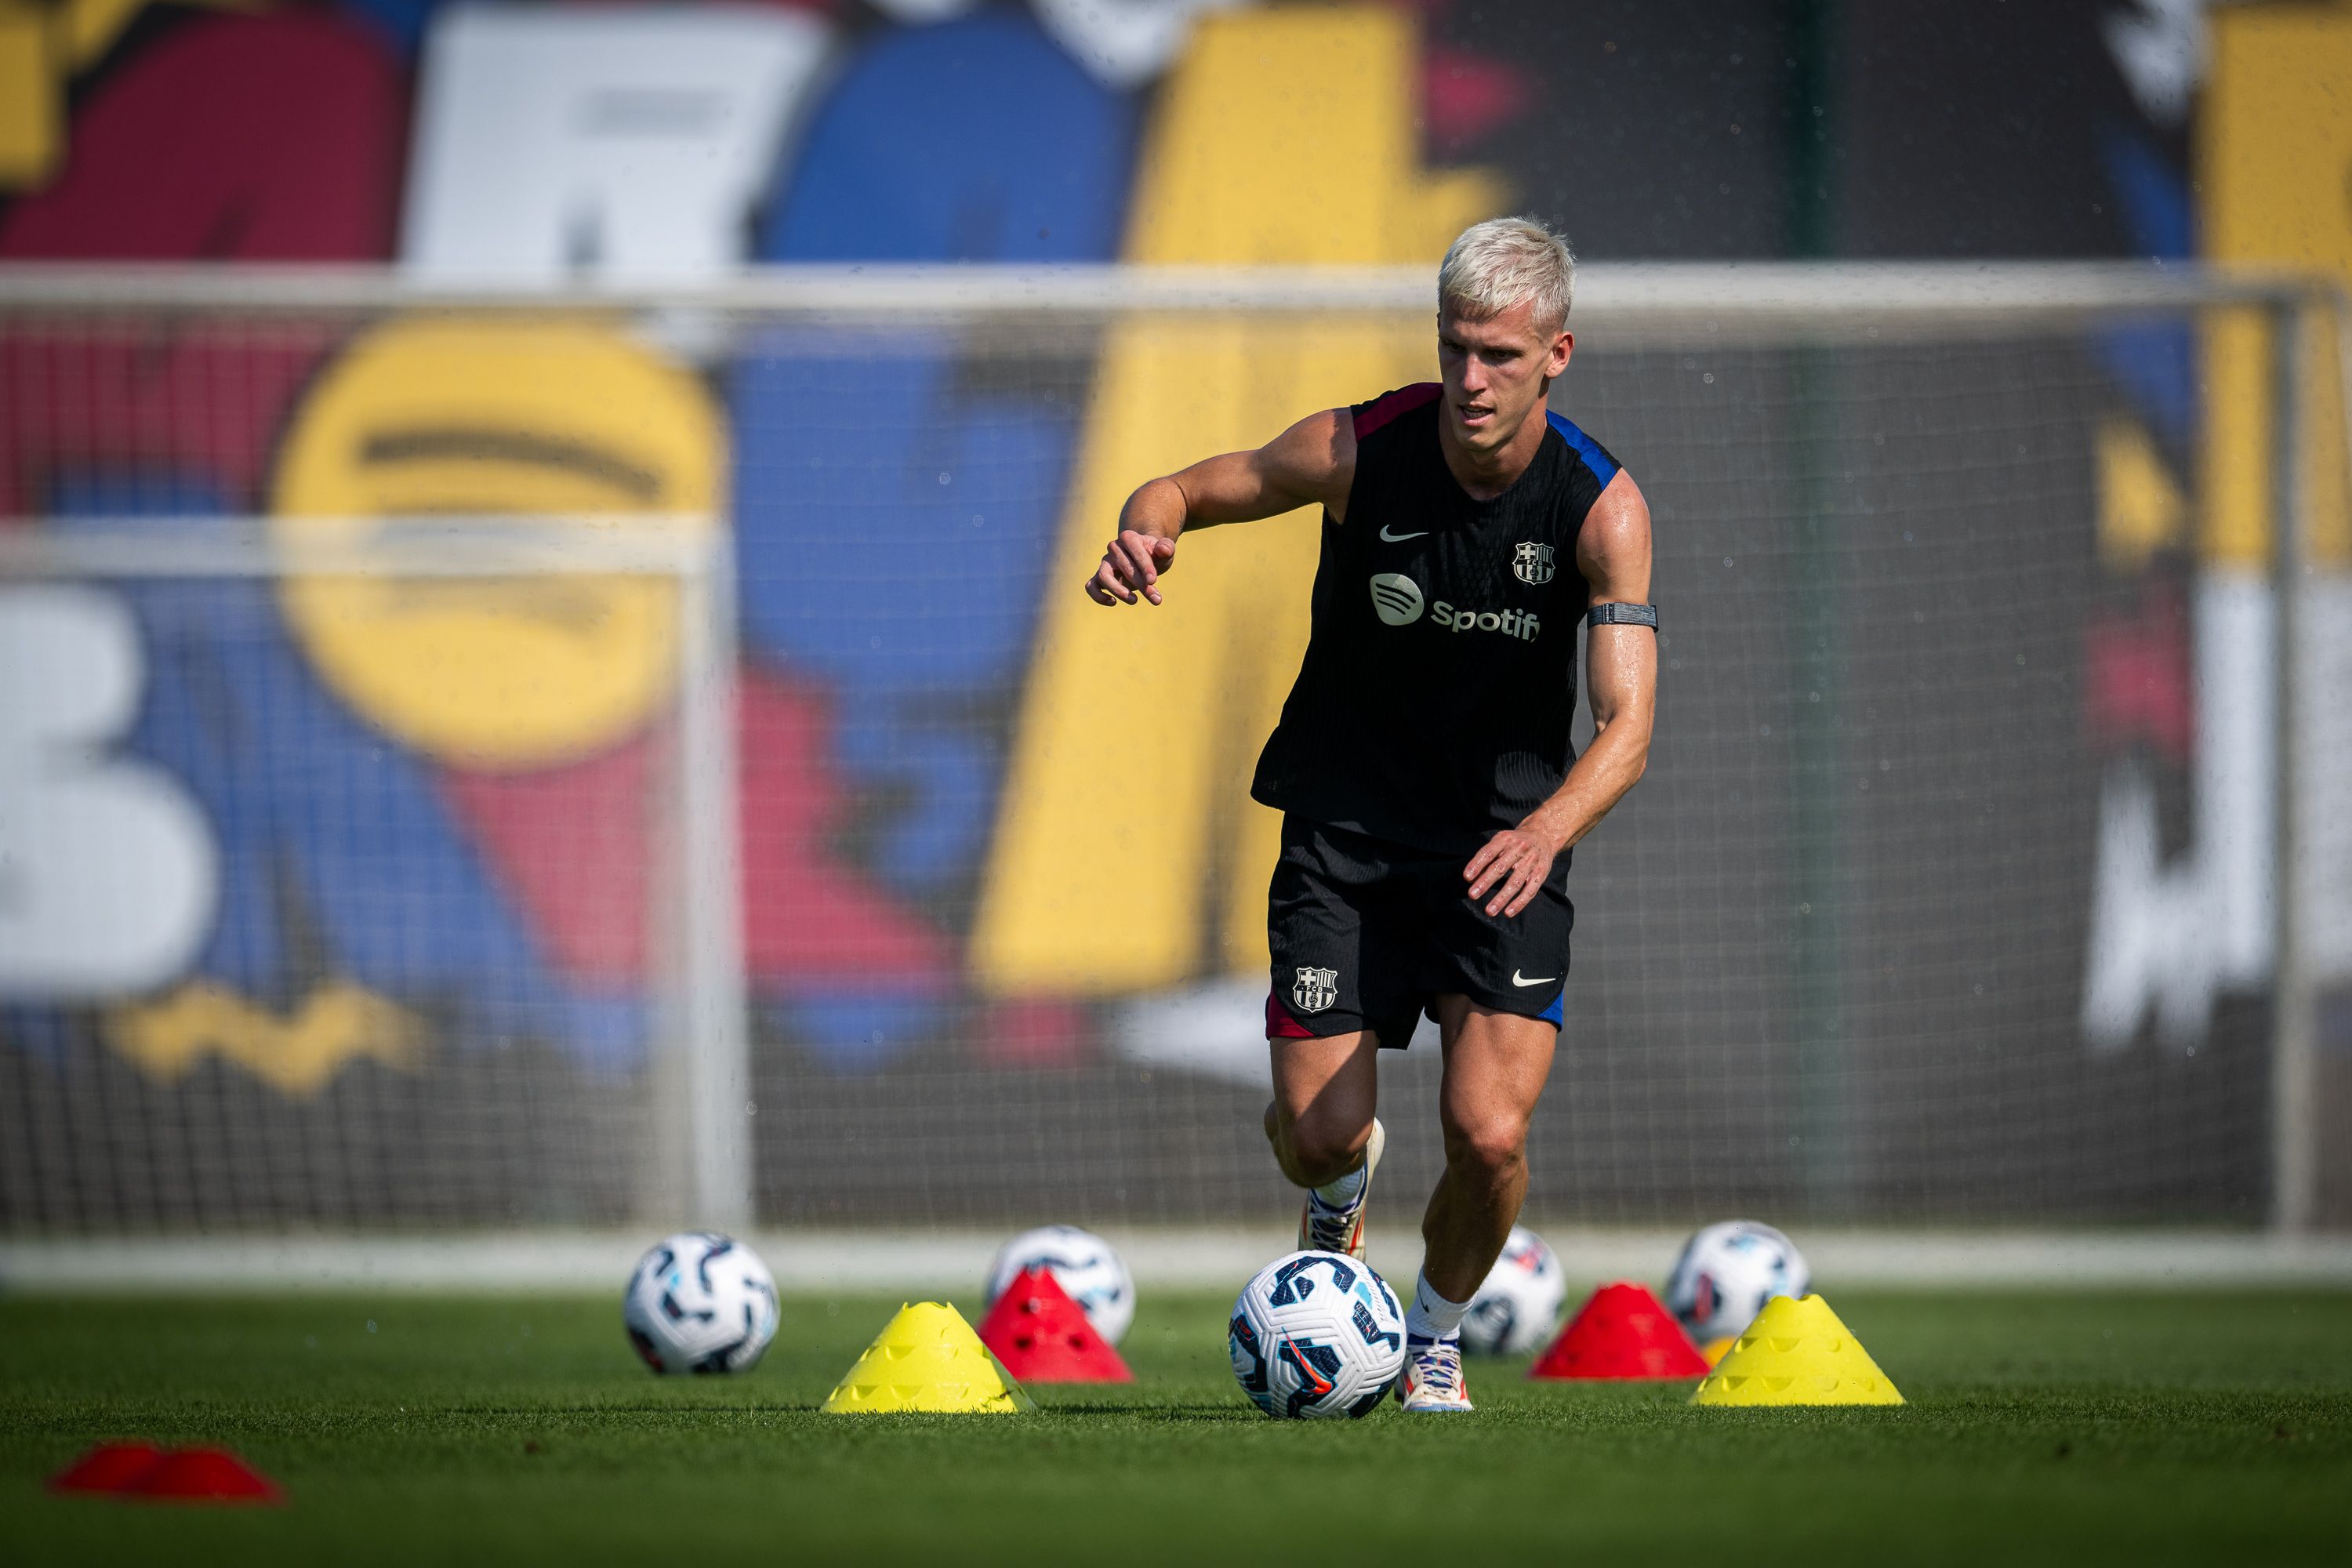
[
  {"x1": 1086, "y1": 408, "x2": 1356, "y2": 607},
  {"x1": 1464, "y1": 471, "x2": 1657, "y2": 916}
]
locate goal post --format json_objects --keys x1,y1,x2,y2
[
  {"x1": 0, "y1": 261, "x2": 2340, "y2": 1245},
  {"x1": 0, "y1": 513, "x2": 748, "y2": 1230}
]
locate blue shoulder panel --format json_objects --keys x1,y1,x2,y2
[{"x1": 1545, "y1": 409, "x2": 1620, "y2": 489}]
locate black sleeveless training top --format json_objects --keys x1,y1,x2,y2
[{"x1": 1249, "y1": 383, "x2": 1624, "y2": 855}]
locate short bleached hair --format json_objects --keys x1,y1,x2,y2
[{"x1": 1439, "y1": 216, "x2": 1576, "y2": 336}]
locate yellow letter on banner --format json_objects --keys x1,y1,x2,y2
[
  {"x1": 971, "y1": 8, "x2": 1502, "y2": 994},
  {"x1": 2200, "y1": 6, "x2": 2352, "y2": 571},
  {"x1": 0, "y1": 3, "x2": 59, "y2": 187}
]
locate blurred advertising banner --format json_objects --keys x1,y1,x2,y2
[{"x1": 0, "y1": 1, "x2": 2346, "y2": 1231}]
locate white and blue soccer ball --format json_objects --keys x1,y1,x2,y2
[
  {"x1": 984, "y1": 1225, "x2": 1135, "y2": 1346},
  {"x1": 1228, "y1": 1250, "x2": 1407, "y2": 1419},
  {"x1": 622, "y1": 1231, "x2": 779, "y2": 1374},
  {"x1": 1664, "y1": 1220, "x2": 1810, "y2": 1342},
  {"x1": 1460, "y1": 1225, "x2": 1567, "y2": 1356}
]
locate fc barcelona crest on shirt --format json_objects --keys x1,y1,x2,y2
[
  {"x1": 1512, "y1": 541, "x2": 1556, "y2": 586},
  {"x1": 1292, "y1": 966, "x2": 1339, "y2": 1014}
]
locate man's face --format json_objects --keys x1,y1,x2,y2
[{"x1": 1436, "y1": 296, "x2": 1573, "y2": 456}]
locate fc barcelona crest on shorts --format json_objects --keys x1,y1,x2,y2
[
  {"x1": 1292, "y1": 966, "x2": 1339, "y2": 1014},
  {"x1": 1512, "y1": 541, "x2": 1556, "y2": 586}
]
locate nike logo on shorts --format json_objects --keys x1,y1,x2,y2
[
  {"x1": 1511, "y1": 970, "x2": 1555, "y2": 987},
  {"x1": 1378, "y1": 524, "x2": 1428, "y2": 542}
]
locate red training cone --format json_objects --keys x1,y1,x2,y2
[
  {"x1": 976, "y1": 1266, "x2": 1132, "y2": 1383},
  {"x1": 49, "y1": 1442, "x2": 167, "y2": 1494},
  {"x1": 132, "y1": 1446, "x2": 284, "y2": 1504},
  {"x1": 1529, "y1": 1281, "x2": 1711, "y2": 1380}
]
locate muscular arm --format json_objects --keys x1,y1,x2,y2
[
  {"x1": 1085, "y1": 408, "x2": 1356, "y2": 607},
  {"x1": 1464, "y1": 472, "x2": 1657, "y2": 916}
]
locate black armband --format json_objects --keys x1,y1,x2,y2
[{"x1": 1586, "y1": 602, "x2": 1658, "y2": 630}]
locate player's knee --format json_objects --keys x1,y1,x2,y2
[
  {"x1": 1443, "y1": 1112, "x2": 1527, "y2": 1185},
  {"x1": 1284, "y1": 1103, "x2": 1374, "y2": 1178}
]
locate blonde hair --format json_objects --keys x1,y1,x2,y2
[{"x1": 1438, "y1": 216, "x2": 1576, "y2": 335}]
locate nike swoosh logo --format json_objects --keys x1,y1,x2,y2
[
  {"x1": 1511, "y1": 970, "x2": 1556, "y2": 987},
  {"x1": 1378, "y1": 525, "x2": 1428, "y2": 542}
]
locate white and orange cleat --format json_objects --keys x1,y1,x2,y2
[
  {"x1": 1298, "y1": 1118, "x2": 1385, "y2": 1260},
  {"x1": 1396, "y1": 1334, "x2": 1473, "y2": 1413}
]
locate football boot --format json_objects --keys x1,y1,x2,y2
[{"x1": 1396, "y1": 1334, "x2": 1473, "y2": 1413}]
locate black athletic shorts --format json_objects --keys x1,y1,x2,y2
[{"x1": 1265, "y1": 814, "x2": 1572, "y2": 1049}]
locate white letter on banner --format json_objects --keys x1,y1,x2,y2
[
  {"x1": 2081, "y1": 571, "x2": 2274, "y2": 1051},
  {"x1": 0, "y1": 586, "x2": 218, "y2": 997},
  {"x1": 401, "y1": 7, "x2": 830, "y2": 282}
]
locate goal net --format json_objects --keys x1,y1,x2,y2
[{"x1": 0, "y1": 264, "x2": 2342, "y2": 1240}]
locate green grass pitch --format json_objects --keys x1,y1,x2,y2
[{"x1": 3, "y1": 1289, "x2": 2347, "y2": 1564}]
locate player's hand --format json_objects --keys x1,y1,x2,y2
[
  {"x1": 1086, "y1": 530, "x2": 1176, "y2": 606},
  {"x1": 1463, "y1": 828, "x2": 1558, "y2": 919}
]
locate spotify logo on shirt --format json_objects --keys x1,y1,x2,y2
[
  {"x1": 1369, "y1": 573, "x2": 1425, "y2": 625},
  {"x1": 1368, "y1": 573, "x2": 1540, "y2": 642}
]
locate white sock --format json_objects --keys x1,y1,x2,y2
[
  {"x1": 1310, "y1": 1164, "x2": 1367, "y2": 1207},
  {"x1": 1403, "y1": 1271, "x2": 1471, "y2": 1341}
]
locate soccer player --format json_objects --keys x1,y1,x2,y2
[{"x1": 1085, "y1": 217, "x2": 1655, "y2": 1413}]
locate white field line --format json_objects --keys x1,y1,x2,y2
[{"x1": 2, "y1": 1229, "x2": 2349, "y2": 1296}]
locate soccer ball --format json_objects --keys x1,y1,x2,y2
[
  {"x1": 1227, "y1": 1250, "x2": 1407, "y2": 1419},
  {"x1": 1460, "y1": 1225, "x2": 1566, "y2": 1356},
  {"x1": 622, "y1": 1231, "x2": 779, "y2": 1374},
  {"x1": 1664, "y1": 1220, "x2": 1810, "y2": 1342},
  {"x1": 985, "y1": 1225, "x2": 1135, "y2": 1346}
]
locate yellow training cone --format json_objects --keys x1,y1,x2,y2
[
  {"x1": 1700, "y1": 1336, "x2": 1735, "y2": 1369},
  {"x1": 822, "y1": 1301, "x2": 1037, "y2": 1414},
  {"x1": 1690, "y1": 1294, "x2": 1904, "y2": 1406}
]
